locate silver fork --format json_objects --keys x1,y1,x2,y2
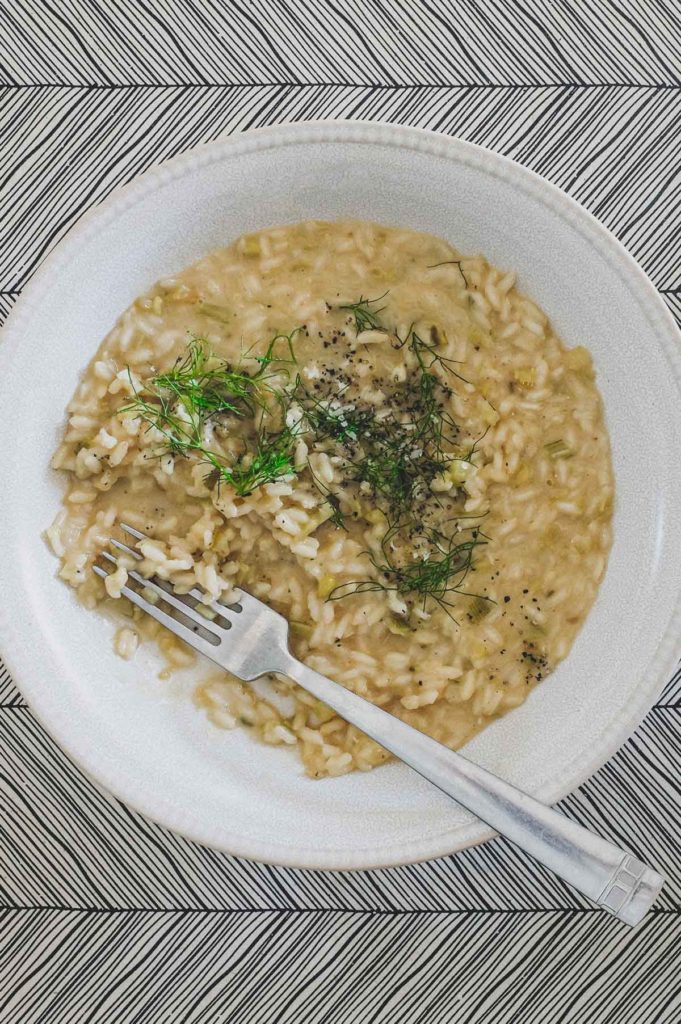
[{"x1": 94, "y1": 523, "x2": 664, "y2": 925}]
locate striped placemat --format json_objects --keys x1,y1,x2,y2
[{"x1": 1, "y1": 4, "x2": 679, "y2": 1021}]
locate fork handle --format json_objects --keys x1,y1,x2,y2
[{"x1": 281, "y1": 653, "x2": 663, "y2": 925}]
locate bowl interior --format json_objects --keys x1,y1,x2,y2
[{"x1": 1, "y1": 123, "x2": 680, "y2": 868}]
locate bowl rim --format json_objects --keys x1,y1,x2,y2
[{"x1": 1, "y1": 119, "x2": 680, "y2": 869}]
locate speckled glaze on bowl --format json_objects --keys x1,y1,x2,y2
[{"x1": 0, "y1": 121, "x2": 680, "y2": 869}]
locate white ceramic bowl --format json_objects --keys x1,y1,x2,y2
[{"x1": 1, "y1": 121, "x2": 680, "y2": 869}]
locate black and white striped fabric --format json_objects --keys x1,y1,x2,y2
[{"x1": 1, "y1": 3, "x2": 680, "y2": 1021}]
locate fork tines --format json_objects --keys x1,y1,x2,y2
[{"x1": 93, "y1": 522, "x2": 233, "y2": 657}]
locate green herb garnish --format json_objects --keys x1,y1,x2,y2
[
  {"x1": 337, "y1": 337, "x2": 462, "y2": 514},
  {"x1": 222, "y1": 427, "x2": 297, "y2": 495},
  {"x1": 119, "y1": 280, "x2": 491, "y2": 616},
  {"x1": 339, "y1": 293, "x2": 387, "y2": 333},
  {"x1": 427, "y1": 259, "x2": 469, "y2": 288},
  {"x1": 151, "y1": 337, "x2": 259, "y2": 421},
  {"x1": 403, "y1": 327, "x2": 470, "y2": 386},
  {"x1": 306, "y1": 459, "x2": 347, "y2": 530},
  {"x1": 329, "y1": 529, "x2": 488, "y2": 617},
  {"x1": 121, "y1": 334, "x2": 300, "y2": 495},
  {"x1": 296, "y1": 380, "x2": 373, "y2": 445},
  {"x1": 247, "y1": 328, "x2": 301, "y2": 371}
]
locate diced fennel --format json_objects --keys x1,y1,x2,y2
[
  {"x1": 469, "y1": 326, "x2": 488, "y2": 348},
  {"x1": 468, "y1": 639, "x2": 488, "y2": 662},
  {"x1": 300, "y1": 507, "x2": 332, "y2": 537},
  {"x1": 317, "y1": 574, "x2": 337, "y2": 599},
  {"x1": 565, "y1": 346, "x2": 593, "y2": 375},
  {"x1": 311, "y1": 700, "x2": 336, "y2": 724},
  {"x1": 513, "y1": 367, "x2": 536, "y2": 389},
  {"x1": 429, "y1": 325, "x2": 448, "y2": 347},
  {"x1": 595, "y1": 492, "x2": 613, "y2": 516},
  {"x1": 468, "y1": 596, "x2": 492, "y2": 622},
  {"x1": 387, "y1": 615, "x2": 412, "y2": 636},
  {"x1": 445, "y1": 460, "x2": 473, "y2": 486},
  {"x1": 199, "y1": 302, "x2": 233, "y2": 325},
  {"x1": 290, "y1": 620, "x2": 313, "y2": 639},
  {"x1": 241, "y1": 236, "x2": 261, "y2": 257},
  {"x1": 544, "y1": 439, "x2": 573, "y2": 460},
  {"x1": 482, "y1": 399, "x2": 500, "y2": 426}
]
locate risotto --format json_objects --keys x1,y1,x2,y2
[{"x1": 48, "y1": 220, "x2": 613, "y2": 778}]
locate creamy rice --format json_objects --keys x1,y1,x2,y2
[{"x1": 49, "y1": 220, "x2": 613, "y2": 777}]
